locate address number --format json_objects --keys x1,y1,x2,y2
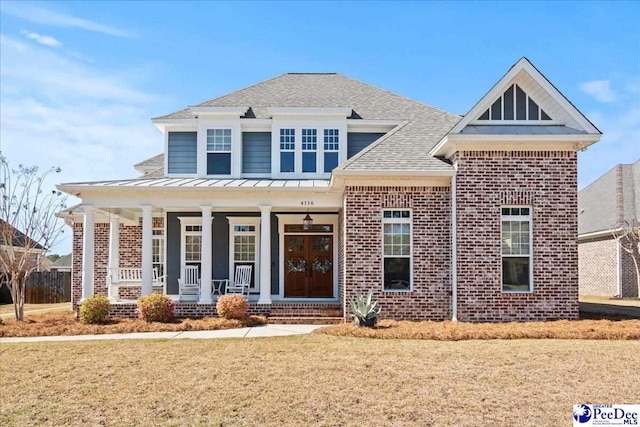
[{"x1": 301, "y1": 201, "x2": 314, "y2": 206}]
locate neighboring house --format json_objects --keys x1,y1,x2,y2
[
  {"x1": 578, "y1": 160, "x2": 639, "y2": 298},
  {"x1": 50, "y1": 254, "x2": 72, "y2": 273},
  {"x1": 57, "y1": 57, "x2": 602, "y2": 322},
  {"x1": 0, "y1": 219, "x2": 49, "y2": 273}
]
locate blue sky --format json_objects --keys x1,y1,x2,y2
[{"x1": 1, "y1": 1, "x2": 639, "y2": 253}]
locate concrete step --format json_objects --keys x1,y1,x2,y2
[{"x1": 267, "y1": 316, "x2": 344, "y2": 325}]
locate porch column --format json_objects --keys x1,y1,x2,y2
[
  {"x1": 140, "y1": 205, "x2": 153, "y2": 296},
  {"x1": 258, "y1": 206, "x2": 272, "y2": 304},
  {"x1": 80, "y1": 206, "x2": 95, "y2": 302},
  {"x1": 199, "y1": 206, "x2": 213, "y2": 304},
  {"x1": 107, "y1": 216, "x2": 120, "y2": 300}
]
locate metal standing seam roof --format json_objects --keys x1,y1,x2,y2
[
  {"x1": 59, "y1": 178, "x2": 331, "y2": 189},
  {"x1": 154, "y1": 73, "x2": 461, "y2": 172}
]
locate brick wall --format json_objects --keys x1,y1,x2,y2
[
  {"x1": 343, "y1": 186, "x2": 452, "y2": 320},
  {"x1": 455, "y1": 150, "x2": 579, "y2": 321},
  {"x1": 578, "y1": 237, "x2": 618, "y2": 296},
  {"x1": 620, "y1": 243, "x2": 639, "y2": 298},
  {"x1": 72, "y1": 217, "x2": 164, "y2": 309}
]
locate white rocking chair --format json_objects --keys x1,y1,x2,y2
[
  {"x1": 178, "y1": 265, "x2": 200, "y2": 302},
  {"x1": 226, "y1": 265, "x2": 252, "y2": 297}
]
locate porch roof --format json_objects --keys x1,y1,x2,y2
[{"x1": 58, "y1": 177, "x2": 331, "y2": 190}]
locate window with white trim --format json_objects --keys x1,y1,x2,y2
[
  {"x1": 152, "y1": 228, "x2": 165, "y2": 277},
  {"x1": 501, "y1": 207, "x2": 532, "y2": 292},
  {"x1": 229, "y1": 224, "x2": 259, "y2": 290},
  {"x1": 184, "y1": 224, "x2": 202, "y2": 273},
  {"x1": 382, "y1": 209, "x2": 412, "y2": 291},
  {"x1": 207, "y1": 129, "x2": 232, "y2": 175},
  {"x1": 478, "y1": 84, "x2": 552, "y2": 121},
  {"x1": 280, "y1": 128, "x2": 295, "y2": 173},
  {"x1": 323, "y1": 129, "x2": 339, "y2": 172},
  {"x1": 301, "y1": 129, "x2": 317, "y2": 173}
]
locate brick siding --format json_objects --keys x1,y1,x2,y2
[
  {"x1": 343, "y1": 186, "x2": 452, "y2": 321},
  {"x1": 578, "y1": 237, "x2": 618, "y2": 296},
  {"x1": 455, "y1": 151, "x2": 579, "y2": 321}
]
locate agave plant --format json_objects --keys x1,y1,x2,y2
[{"x1": 351, "y1": 291, "x2": 381, "y2": 327}]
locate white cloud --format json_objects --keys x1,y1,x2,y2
[
  {"x1": 579, "y1": 79, "x2": 617, "y2": 103},
  {"x1": 2, "y1": 3, "x2": 134, "y2": 38},
  {"x1": 0, "y1": 35, "x2": 165, "y2": 253},
  {"x1": 20, "y1": 30, "x2": 61, "y2": 47}
]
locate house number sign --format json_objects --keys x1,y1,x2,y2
[{"x1": 300, "y1": 201, "x2": 314, "y2": 206}]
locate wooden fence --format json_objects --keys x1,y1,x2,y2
[{"x1": 0, "y1": 271, "x2": 71, "y2": 304}]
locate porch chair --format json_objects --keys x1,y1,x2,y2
[
  {"x1": 178, "y1": 265, "x2": 200, "y2": 302},
  {"x1": 226, "y1": 265, "x2": 252, "y2": 297},
  {"x1": 152, "y1": 268, "x2": 167, "y2": 295}
]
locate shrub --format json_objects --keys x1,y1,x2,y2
[
  {"x1": 137, "y1": 294, "x2": 175, "y2": 323},
  {"x1": 79, "y1": 295, "x2": 110, "y2": 324},
  {"x1": 216, "y1": 295, "x2": 248, "y2": 319}
]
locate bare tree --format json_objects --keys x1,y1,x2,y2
[
  {"x1": 0, "y1": 155, "x2": 67, "y2": 320},
  {"x1": 612, "y1": 219, "x2": 640, "y2": 297}
]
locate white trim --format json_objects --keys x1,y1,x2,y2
[
  {"x1": 501, "y1": 206, "x2": 533, "y2": 294},
  {"x1": 381, "y1": 209, "x2": 413, "y2": 293},
  {"x1": 578, "y1": 228, "x2": 621, "y2": 241},
  {"x1": 178, "y1": 216, "x2": 214, "y2": 284},
  {"x1": 227, "y1": 217, "x2": 261, "y2": 293},
  {"x1": 275, "y1": 213, "x2": 339, "y2": 300},
  {"x1": 451, "y1": 168, "x2": 457, "y2": 321},
  {"x1": 140, "y1": 205, "x2": 154, "y2": 296},
  {"x1": 80, "y1": 206, "x2": 95, "y2": 302}
]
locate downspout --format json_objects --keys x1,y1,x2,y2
[
  {"x1": 616, "y1": 236, "x2": 622, "y2": 297},
  {"x1": 451, "y1": 164, "x2": 458, "y2": 321}
]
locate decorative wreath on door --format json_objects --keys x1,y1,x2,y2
[
  {"x1": 312, "y1": 257, "x2": 332, "y2": 274},
  {"x1": 286, "y1": 258, "x2": 307, "y2": 273}
]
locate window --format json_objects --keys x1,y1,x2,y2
[
  {"x1": 228, "y1": 219, "x2": 260, "y2": 291},
  {"x1": 152, "y1": 228, "x2": 165, "y2": 277},
  {"x1": 382, "y1": 209, "x2": 412, "y2": 291},
  {"x1": 324, "y1": 129, "x2": 339, "y2": 172},
  {"x1": 280, "y1": 128, "x2": 295, "y2": 173},
  {"x1": 207, "y1": 129, "x2": 232, "y2": 175},
  {"x1": 184, "y1": 224, "x2": 202, "y2": 273},
  {"x1": 301, "y1": 129, "x2": 317, "y2": 173},
  {"x1": 501, "y1": 207, "x2": 532, "y2": 292},
  {"x1": 478, "y1": 84, "x2": 552, "y2": 121}
]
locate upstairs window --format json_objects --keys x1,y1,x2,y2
[
  {"x1": 301, "y1": 129, "x2": 317, "y2": 173},
  {"x1": 324, "y1": 129, "x2": 339, "y2": 172},
  {"x1": 280, "y1": 128, "x2": 295, "y2": 173},
  {"x1": 207, "y1": 129, "x2": 232, "y2": 175},
  {"x1": 501, "y1": 207, "x2": 533, "y2": 292},
  {"x1": 478, "y1": 84, "x2": 552, "y2": 121}
]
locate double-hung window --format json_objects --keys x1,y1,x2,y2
[
  {"x1": 323, "y1": 129, "x2": 339, "y2": 173},
  {"x1": 280, "y1": 129, "x2": 295, "y2": 173},
  {"x1": 301, "y1": 129, "x2": 317, "y2": 173},
  {"x1": 228, "y1": 219, "x2": 260, "y2": 291},
  {"x1": 207, "y1": 129, "x2": 232, "y2": 175},
  {"x1": 152, "y1": 228, "x2": 165, "y2": 278},
  {"x1": 501, "y1": 207, "x2": 532, "y2": 292},
  {"x1": 183, "y1": 224, "x2": 203, "y2": 274},
  {"x1": 382, "y1": 209, "x2": 412, "y2": 291}
]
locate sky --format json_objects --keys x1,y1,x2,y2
[{"x1": 0, "y1": 1, "x2": 639, "y2": 254}]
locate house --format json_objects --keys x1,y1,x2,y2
[
  {"x1": 57, "y1": 57, "x2": 602, "y2": 322},
  {"x1": 50, "y1": 254, "x2": 72, "y2": 273},
  {"x1": 578, "y1": 160, "x2": 639, "y2": 298},
  {"x1": 0, "y1": 219, "x2": 50, "y2": 273}
]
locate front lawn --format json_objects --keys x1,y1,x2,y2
[
  {"x1": 1, "y1": 336, "x2": 638, "y2": 426},
  {"x1": 0, "y1": 312, "x2": 266, "y2": 337}
]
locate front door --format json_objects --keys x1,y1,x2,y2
[{"x1": 284, "y1": 235, "x2": 333, "y2": 298}]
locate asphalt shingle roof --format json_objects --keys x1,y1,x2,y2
[
  {"x1": 134, "y1": 154, "x2": 164, "y2": 168},
  {"x1": 155, "y1": 73, "x2": 461, "y2": 172}
]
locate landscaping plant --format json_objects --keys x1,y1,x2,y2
[
  {"x1": 216, "y1": 294, "x2": 248, "y2": 319},
  {"x1": 79, "y1": 295, "x2": 110, "y2": 324},
  {"x1": 351, "y1": 291, "x2": 381, "y2": 327},
  {"x1": 137, "y1": 293, "x2": 175, "y2": 323}
]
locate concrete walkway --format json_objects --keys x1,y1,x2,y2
[{"x1": 0, "y1": 324, "x2": 325, "y2": 344}]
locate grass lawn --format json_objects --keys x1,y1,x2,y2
[
  {"x1": 0, "y1": 302, "x2": 71, "y2": 318},
  {"x1": 580, "y1": 295, "x2": 640, "y2": 307},
  {"x1": 1, "y1": 336, "x2": 639, "y2": 426}
]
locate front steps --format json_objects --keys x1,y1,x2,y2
[{"x1": 266, "y1": 303, "x2": 344, "y2": 325}]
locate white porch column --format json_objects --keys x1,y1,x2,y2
[
  {"x1": 80, "y1": 206, "x2": 95, "y2": 302},
  {"x1": 258, "y1": 206, "x2": 272, "y2": 304},
  {"x1": 107, "y1": 217, "x2": 120, "y2": 300},
  {"x1": 199, "y1": 206, "x2": 213, "y2": 304},
  {"x1": 141, "y1": 206, "x2": 153, "y2": 296}
]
